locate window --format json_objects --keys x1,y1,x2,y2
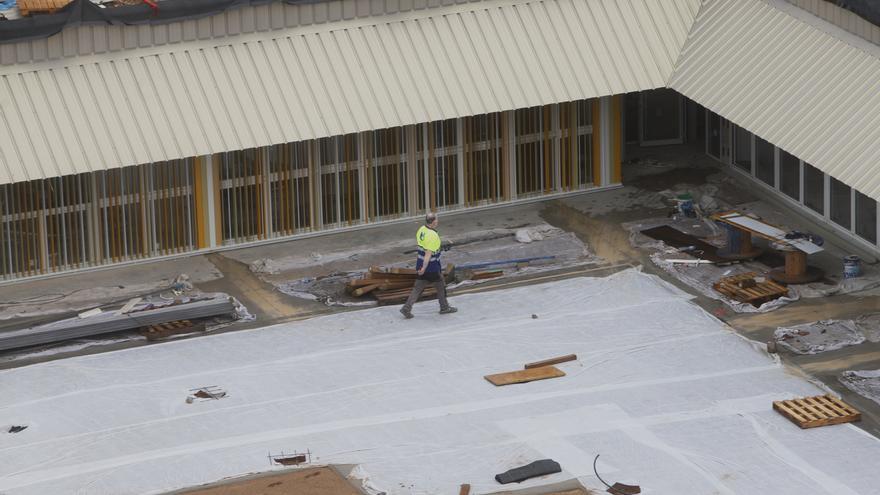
[
  {"x1": 755, "y1": 137, "x2": 774, "y2": 186},
  {"x1": 733, "y1": 125, "x2": 752, "y2": 172},
  {"x1": 779, "y1": 149, "x2": 800, "y2": 200},
  {"x1": 515, "y1": 106, "x2": 554, "y2": 196},
  {"x1": 855, "y1": 190, "x2": 877, "y2": 244},
  {"x1": 708, "y1": 112, "x2": 721, "y2": 159},
  {"x1": 830, "y1": 177, "x2": 852, "y2": 229},
  {"x1": 641, "y1": 89, "x2": 681, "y2": 142},
  {"x1": 366, "y1": 127, "x2": 409, "y2": 219},
  {"x1": 803, "y1": 163, "x2": 824, "y2": 215},
  {"x1": 319, "y1": 134, "x2": 361, "y2": 226}
]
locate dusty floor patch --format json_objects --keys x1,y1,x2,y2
[
  {"x1": 839, "y1": 370, "x2": 880, "y2": 407},
  {"x1": 774, "y1": 320, "x2": 865, "y2": 355},
  {"x1": 172, "y1": 467, "x2": 363, "y2": 495}
]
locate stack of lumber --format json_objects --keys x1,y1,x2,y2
[{"x1": 346, "y1": 266, "x2": 453, "y2": 305}]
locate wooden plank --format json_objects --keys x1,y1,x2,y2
[
  {"x1": 352, "y1": 284, "x2": 380, "y2": 297},
  {"x1": 484, "y1": 366, "x2": 565, "y2": 386},
  {"x1": 459, "y1": 484, "x2": 471, "y2": 495},
  {"x1": 364, "y1": 271, "x2": 417, "y2": 280},
  {"x1": 350, "y1": 277, "x2": 412, "y2": 288},
  {"x1": 524, "y1": 354, "x2": 577, "y2": 369},
  {"x1": 471, "y1": 270, "x2": 504, "y2": 280},
  {"x1": 773, "y1": 395, "x2": 861, "y2": 429},
  {"x1": 390, "y1": 267, "x2": 418, "y2": 275},
  {"x1": 377, "y1": 281, "x2": 414, "y2": 290}
]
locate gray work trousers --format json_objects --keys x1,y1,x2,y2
[{"x1": 401, "y1": 276, "x2": 449, "y2": 313}]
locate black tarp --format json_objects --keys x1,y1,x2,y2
[
  {"x1": 494, "y1": 459, "x2": 562, "y2": 484},
  {"x1": 0, "y1": 0, "x2": 82, "y2": 43},
  {"x1": 0, "y1": 0, "x2": 319, "y2": 44}
]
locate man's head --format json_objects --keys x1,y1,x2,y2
[{"x1": 425, "y1": 212, "x2": 438, "y2": 228}]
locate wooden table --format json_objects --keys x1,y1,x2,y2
[{"x1": 712, "y1": 211, "x2": 824, "y2": 284}]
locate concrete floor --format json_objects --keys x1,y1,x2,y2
[{"x1": 2, "y1": 143, "x2": 879, "y2": 438}]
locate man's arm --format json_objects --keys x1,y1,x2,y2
[{"x1": 419, "y1": 249, "x2": 433, "y2": 275}]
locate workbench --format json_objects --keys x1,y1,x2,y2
[{"x1": 712, "y1": 211, "x2": 824, "y2": 284}]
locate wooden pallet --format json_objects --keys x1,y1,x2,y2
[
  {"x1": 142, "y1": 319, "x2": 204, "y2": 340},
  {"x1": 713, "y1": 271, "x2": 789, "y2": 306},
  {"x1": 773, "y1": 394, "x2": 861, "y2": 429},
  {"x1": 484, "y1": 366, "x2": 565, "y2": 386},
  {"x1": 18, "y1": 0, "x2": 72, "y2": 16}
]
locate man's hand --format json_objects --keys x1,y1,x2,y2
[{"x1": 419, "y1": 249, "x2": 433, "y2": 275}]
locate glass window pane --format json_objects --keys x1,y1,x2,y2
[
  {"x1": 734, "y1": 125, "x2": 751, "y2": 172},
  {"x1": 779, "y1": 150, "x2": 800, "y2": 200},
  {"x1": 755, "y1": 137, "x2": 774, "y2": 186},
  {"x1": 708, "y1": 112, "x2": 721, "y2": 158},
  {"x1": 830, "y1": 177, "x2": 851, "y2": 229},
  {"x1": 803, "y1": 163, "x2": 824, "y2": 215},
  {"x1": 856, "y1": 190, "x2": 877, "y2": 244},
  {"x1": 642, "y1": 89, "x2": 680, "y2": 141}
]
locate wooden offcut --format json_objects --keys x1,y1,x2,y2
[
  {"x1": 484, "y1": 366, "x2": 565, "y2": 386},
  {"x1": 773, "y1": 394, "x2": 861, "y2": 429},
  {"x1": 352, "y1": 284, "x2": 380, "y2": 297},
  {"x1": 143, "y1": 320, "x2": 204, "y2": 341},
  {"x1": 471, "y1": 269, "x2": 504, "y2": 280},
  {"x1": 524, "y1": 354, "x2": 577, "y2": 369},
  {"x1": 458, "y1": 483, "x2": 471, "y2": 495},
  {"x1": 18, "y1": 0, "x2": 71, "y2": 16},
  {"x1": 713, "y1": 272, "x2": 789, "y2": 306}
]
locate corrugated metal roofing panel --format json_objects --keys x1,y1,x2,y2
[
  {"x1": 0, "y1": 0, "x2": 699, "y2": 184},
  {"x1": 670, "y1": 0, "x2": 880, "y2": 199}
]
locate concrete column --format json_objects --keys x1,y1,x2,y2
[
  {"x1": 406, "y1": 125, "x2": 418, "y2": 214},
  {"x1": 823, "y1": 173, "x2": 831, "y2": 218},
  {"x1": 773, "y1": 146, "x2": 780, "y2": 190},
  {"x1": 456, "y1": 117, "x2": 465, "y2": 207},
  {"x1": 552, "y1": 103, "x2": 561, "y2": 191},
  {"x1": 599, "y1": 95, "x2": 613, "y2": 187},
  {"x1": 194, "y1": 154, "x2": 219, "y2": 248}
]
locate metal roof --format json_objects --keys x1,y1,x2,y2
[
  {"x1": 670, "y1": 0, "x2": 880, "y2": 199},
  {"x1": 0, "y1": 0, "x2": 700, "y2": 184}
]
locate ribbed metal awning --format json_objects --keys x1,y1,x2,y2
[
  {"x1": 0, "y1": 0, "x2": 700, "y2": 184},
  {"x1": 670, "y1": 0, "x2": 880, "y2": 199}
]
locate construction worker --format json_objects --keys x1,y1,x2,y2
[{"x1": 400, "y1": 212, "x2": 457, "y2": 319}]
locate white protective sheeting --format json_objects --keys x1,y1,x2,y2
[
  {"x1": 670, "y1": 0, "x2": 880, "y2": 200},
  {"x1": 0, "y1": 0, "x2": 700, "y2": 184},
  {"x1": 2, "y1": 269, "x2": 880, "y2": 494}
]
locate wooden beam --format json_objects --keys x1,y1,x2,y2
[{"x1": 524, "y1": 354, "x2": 577, "y2": 369}]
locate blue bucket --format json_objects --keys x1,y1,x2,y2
[{"x1": 844, "y1": 255, "x2": 861, "y2": 279}]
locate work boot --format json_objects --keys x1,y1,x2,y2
[
  {"x1": 439, "y1": 306, "x2": 458, "y2": 315},
  {"x1": 400, "y1": 308, "x2": 414, "y2": 319}
]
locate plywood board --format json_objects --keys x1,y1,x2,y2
[{"x1": 484, "y1": 366, "x2": 565, "y2": 386}]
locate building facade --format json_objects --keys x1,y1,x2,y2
[{"x1": 0, "y1": 0, "x2": 878, "y2": 281}]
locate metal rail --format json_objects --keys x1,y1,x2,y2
[{"x1": 0, "y1": 297, "x2": 235, "y2": 352}]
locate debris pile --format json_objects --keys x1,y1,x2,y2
[
  {"x1": 839, "y1": 370, "x2": 880, "y2": 406},
  {"x1": 773, "y1": 319, "x2": 865, "y2": 354},
  {"x1": 186, "y1": 386, "x2": 227, "y2": 403}
]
